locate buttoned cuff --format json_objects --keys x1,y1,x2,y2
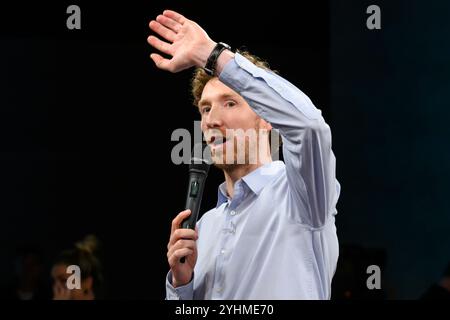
[{"x1": 165, "y1": 270, "x2": 194, "y2": 300}]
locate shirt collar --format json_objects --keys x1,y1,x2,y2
[{"x1": 216, "y1": 161, "x2": 285, "y2": 208}]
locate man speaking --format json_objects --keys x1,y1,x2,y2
[{"x1": 147, "y1": 10, "x2": 340, "y2": 300}]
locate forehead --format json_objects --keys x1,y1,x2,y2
[{"x1": 200, "y1": 78, "x2": 239, "y2": 102}]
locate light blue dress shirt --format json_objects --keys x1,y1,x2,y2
[{"x1": 166, "y1": 53, "x2": 340, "y2": 300}]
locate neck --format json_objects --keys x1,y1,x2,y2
[
  {"x1": 219, "y1": 141, "x2": 273, "y2": 198},
  {"x1": 223, "y1": 161, "x2": 272, "y2": 198}
]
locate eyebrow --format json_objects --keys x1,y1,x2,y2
[{"x1": 198, "y1": 93, "x2": 238, "y2": 108}]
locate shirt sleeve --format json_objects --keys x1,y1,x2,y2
[
  {"x1": 165, "y1": 270, "x2": 194, "y2": 300},
  {"x1": 219, "y1": 53, "x2": 340, "y2": 228}
]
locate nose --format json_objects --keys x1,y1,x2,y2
[{"x1": 203, "y1": 105, "x2": 223, "y2": 129}]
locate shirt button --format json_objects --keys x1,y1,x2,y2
[
  {"x1": 216, "y1": 287, "x2": 223, "y2": 293},
  {"x1": 230, "y1": 210, "x2": 236, "y2": 216},
  {"x1": 220, "y1": 249, "x2": 226, "y2": 254}
]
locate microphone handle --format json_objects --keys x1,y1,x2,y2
[{"x1": 180, "y1": 169, "x2": 207, "y2": 263}]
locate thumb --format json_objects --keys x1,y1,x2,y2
[{"x1": 150, "y1": 53, "x2": 171, "y2": 71}]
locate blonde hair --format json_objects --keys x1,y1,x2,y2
[{"x1": 75, "y1": 234, "x2": 99, "y2": 255}]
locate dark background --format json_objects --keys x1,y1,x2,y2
[{"x1": 0, "y1": 0, "x2": 449, "y2": 299}]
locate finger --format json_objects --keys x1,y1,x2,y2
[
  {"x1": 163, "y1": 10, "x2": 187, "y2": 25},
  {"x1": 156, "y1": 15, "x2": 182, "y2": 33},
  {"x1": 168, "y1": 248, "x2": 193, "y2": 266},
  {"x1": 147, "y1": 35, "x2": 173, "y2": 56},
  {"x1": 149, "y1": 20, "x2": 176, "y2": 43},
  {"x1": 168, "y1": 228, "x2": 198, "y2": 249},
  {"x1": 54, "y1": 283, "x2": 65, "y2": 298},
  {"x1": 171, "y1": 209, "x2": 191, "y2": 234},
  {"x1": 167, "y1": 239, "x2": 197, "y2": 258},
  {"x1": 150, "y1": 53, "x2": 171, "y2": 70},
  {"x1": 53, "y1": 284, "x2": 59, "y2": 295},
  {"x1": 172, "y1": 228, "x2": 198, "y2": 242}
]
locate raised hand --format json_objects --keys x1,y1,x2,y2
[{"x1": 148, "y1": 10, "x2": 216, "y2": 73}]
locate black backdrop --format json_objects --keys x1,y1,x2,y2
[{"x1": 0, "y1": 0, "x2": 449, "y2": 299}]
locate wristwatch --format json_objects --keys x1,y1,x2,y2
[{"x1": 204, "y1": 42, "x2": 232, "y2": 76}]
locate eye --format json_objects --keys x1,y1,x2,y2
[
  {"x1": 225, "y1": 101, "x2": 236, "y2": 108},
  {"x1": 201, "y1": 106, "x2": 211, "y2": 114}
]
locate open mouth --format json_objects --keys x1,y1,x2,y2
[{"x1": 209, "y1": 135, "x2": 228, "y2": 147}]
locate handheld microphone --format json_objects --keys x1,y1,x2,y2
[{"x1": 180, "y1": 143, "x2": 211, "y2": 263}]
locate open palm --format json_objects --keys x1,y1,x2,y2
[{"x1": 148, "y1": 10, "x2": 216, "y2": 73}]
